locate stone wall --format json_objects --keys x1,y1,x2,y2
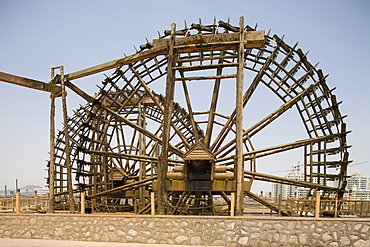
[{"x1": 0, "y1": 214, "x2": 369, "y2": 246}]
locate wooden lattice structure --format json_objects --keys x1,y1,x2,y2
[{"x1": 0, "y1": 17, "x2": 350, "y2": 216}]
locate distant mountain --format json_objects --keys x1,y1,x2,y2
[{"x1": 20, "y1": 185, "x2": 43, "y2": 190}]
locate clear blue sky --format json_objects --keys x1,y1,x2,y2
[{"x1": 0, "y1": 0, "x2": 369, "y2": 191}]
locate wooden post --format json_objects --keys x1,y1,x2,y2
[
  {"x1": 92, "y1": 198, "x2": 96, "y2": 214},
  {"x1": 278, "y1": 194, "x2": 282, "y2": 217},
  {"x1": 334, "y1": 195, "x2": 338, "y2": 218},
  {"x1": 134, "y1": 198, "x2": 138, "y2": 213},
  {"x1": 15, "y1": 191, "x2": 21, "y2": 214},
  {"x1": 11, "y1": 194, "x2": 15, "y2": 213},
  {"x1": 315, "y1": 192, "x2": 320, "y2": 218},
  {"x1": 139, "y1": 104, "x2": 146, "y2": 211},
  {"x1": 60, "y1": 66, "x2": 76, "y2": 213},
  {"x1": 151, "y1": 192, "x2": 155, "y2": 216},
  {"x1": 230, "y1": 192, "x2": 235, "y2": 217},
  {"x1": 235, "y1": 16, "x2": 245, "y2": 216},
  {"x1": 158, "y1": 23, "x2": 176, "y2": 215},
  {"x1": 48, "y1": 69, "x2": 57, "y2": 214},
  {"x1": 81, "y1": 192, "x2": 85, "y2": 215}
]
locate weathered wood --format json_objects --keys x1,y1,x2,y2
[
  {"x1": 175, "y1": 74, "x2": 236, "y2": 81},
  {"x1": 0, "y1": 71, "x2": 61, "y2": 94},
  {"x1": 153, "y1": 31, "x2": 265, "y2": 51},
  {"x1": 179, "y1": 70, "x2": 200, "y2": 143},
  {"x1": 48, "y1": 72, "x2": 56, "y2": 213},
  {"x1": 215, "y1": 132, "x2": 351, "y2": 165},
  {"x1": 215, "y1": 80, "x2": 323, "y2": 157},
  {"x1": 210, "y1": 47, "x2": 278, "y2": 153},
  {"x1": 235, "y1": 16, "x2": 245, "y2": 216},
  {"x1": 65, "y1": 31, "x2": 264, "y2": 81},
  {"x1": 174, "y1": 62, "x2": 238, "y2": 72},
  {"x1": 46, "y1": 18, "x2": 350, "y2": 216},
  {"x1": 204, "y1": 50, "x2": 226, "y2": 147},
  {"x1": 158, "y1": 23, "x2": 176, "y2": 214},
  {"x1": 60, "y1": 67, "x2": 75, "y2": 213}
]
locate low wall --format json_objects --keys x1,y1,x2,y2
[{"x1": 0, "y1": 214, "x2": 369, "y2": 246}]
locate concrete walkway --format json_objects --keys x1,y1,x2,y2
[{"x1": 0, "y1": 238, "x2": 205, "y2": 247}]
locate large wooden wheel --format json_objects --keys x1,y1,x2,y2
[{"x1": 50, "y1": 18, "x2": 350, "y2": 215}]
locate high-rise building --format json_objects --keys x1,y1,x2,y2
[
  {"x1": 272, "y1": 171, "x2": 311, "y2": 199},
  {"x1": 345, "y1": 172, "x2": 370, "y2": 200},
  {"x1": 273, "y1": 171, "x2": 370, "y2": 201},
  {"x1": 346, "y1": 172, "x2": 368, "y2": 191}
]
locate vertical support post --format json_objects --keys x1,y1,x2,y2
[
  {"x1": 151, "y1": 192, "x2": 155, "y2": 216},
  {"x1": 60, "y1": 66, "x2": 76, "y2": 213},
  {"x1": 11, "y1": 194, "x2": 15, "y2": 213},
  {"x1": 334, "y1": 194, "x2": 338, "y2": 218},
  {"x1": 81, "y1": 192, "x2": 85, "y2": 215},
  {"x1": 309, "y1": 142, "x2": 313, "y2": 183},
  {"x1": 315, "y1": 191, "x2": 320, "y2": 218},
  {"x1": 48, "y1": 69, "x2": 57, "y2": 214},
  {"x1": 235, "y1": 16, "x2": 245, "y2": 216},
  {"x1": 35, "y1": 191, "x2": 39, "y2": 211},
  {"x1": 134, "y1": 198, "x2": 138, "y2": 213},
  {"x1": 158, "y1": 22, "x2": 176, "y2": 215},
  {"x1": 230, "y1": 192, "x2": 235, "y2": 217},
  {"x1": 15, "y1": 191, "x2": 21, "y2": 214},
  {"x1": 304, "y1": 145, "x2": 307, "y2": 182},
  {"x1": 139, "y1": 103, "x2": 146, "y2": 211},
  {"x1": 278, "y1": 194, "x2": 282, "y2": 217},
  {"x1": 92, "y1": 198, "x2": 96, "y2": 214}
]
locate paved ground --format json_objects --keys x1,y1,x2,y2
[{"x1": 0, "y1": 238, "x2": 205, "y2": 247}]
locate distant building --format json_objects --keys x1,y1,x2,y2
[
  {"x1": 346, "y1": 172, "x2": 368, "y2": 191},
  {"x1": 272, "y1": 171, "x2": 311, "y2": 200},
  {"x1": 345, "y1": 172, "x2": 370, "y2": 200},
  {"x1": 35, "y1": 189, "x2": 49, "y2": 195}
]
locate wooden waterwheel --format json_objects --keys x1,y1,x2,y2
[{"x1": 48, "y1": 17, "x2": 350, "y2": 215}]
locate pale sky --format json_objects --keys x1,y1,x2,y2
[{"x1": 0, "y1": 0, "x2": 369, "y2": 192}]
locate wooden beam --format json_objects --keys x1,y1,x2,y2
[
  {"x1": 215, "y1": 80, "x2": 323, "y2": 157},
  {"x1": 64, "y1": 81, "x2": 184, "y2": 156},
  {"x1": 179, "y1": 71, "x2": 200, "y2": 143},
  {"x1": 0, "y1": 71, "x2": 61, "y2": 94},
  {"x1": 204, "y1": 51, "x2": 225, "y2": 147},
  {"x1": 60, "y1": 67, "x2": 75, "y2": 213},
  {"x1": 65, "y1": 31, "x2": 264, "y2": 81},
  {"x1": 158, "y1": 23, "x2": 177, "y2": 215},
  {"x1": 235, "y1": 16, "x2": 245, "y2": 216},
  {"x1": 210, "y1": 46, "x2": 278, "y2": 153},
  {"x1": 215, "y1": 132, "x2": 350, "y2": 164}
]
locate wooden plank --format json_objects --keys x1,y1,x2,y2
[
  {"x1": 0, "y1": 71, "x2": 61, "y2": 93},
  {"x1": 153, "y1": 31, "x2": 265, "y2": 50}
]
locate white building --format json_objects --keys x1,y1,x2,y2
[
  {"x1": 344, "y1": 172, "x2": 370, "y2": 200},
  {"x1": 346, "y1": 172, "x2": 368, "y2": 191},
  {"x1": 272, "y1": 171, "x2": 311, "y2": 199},
  {"x1": 273, "y1": 171, "x2": 370, "y2": 201}
]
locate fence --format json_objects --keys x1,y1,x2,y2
[
  {"x1": 279, "y1": 197, "x2": 370, "y2": 217},
  {"x1": 0, "y1": 193, "x2": 49, "y2": 213},
  {"x1": 2, "y1": 192, "x2": 370, "y2": 217}
]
